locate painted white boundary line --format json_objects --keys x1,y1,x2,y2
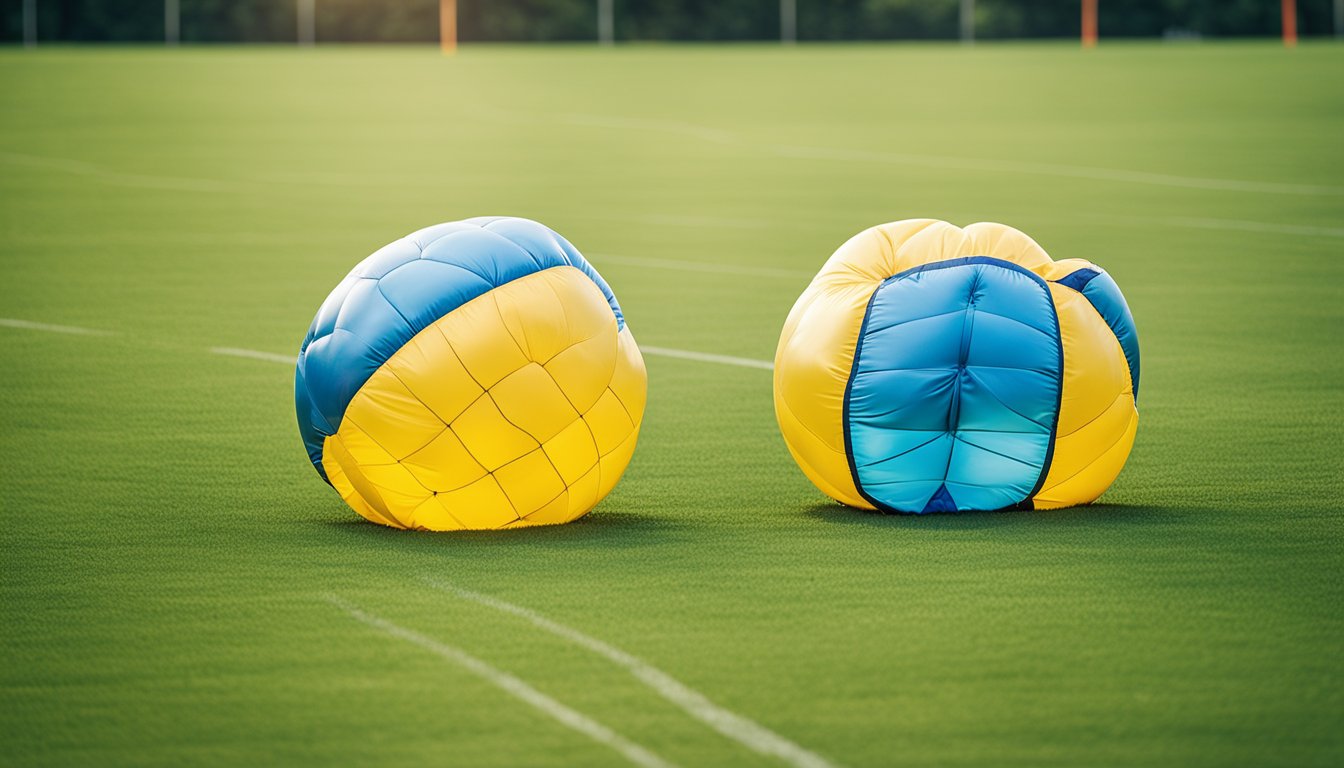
[
  {"x1": 1159, "y1": 216, "x2": 1344, "y2": 239},
  {"x1": 0, "y1": 150, "x2": 234, "y2": 193},
  {"x1": 641, "y1": 346, "x2": 775, "y2": 371},
  {"x1": 209, "y1": 346, "x2": 298, "y2": 364},
  {"x1": 324, "y1": 595, "x2": 676, "y2": 768},
  {"x1": 0, "y1": 318, "x2": 115, "y2": 336},
  {"x1": 1, "y1": 320, "x2": 777, "y2": 373},
  {"x1": 425, "y1": 580, "x2": 837, "y2": 768},
  {"x1": 547, "y1": 110, "x2": 1342, "y2": 198}
]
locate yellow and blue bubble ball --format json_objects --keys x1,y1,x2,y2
[
  {"x1": 774, "y1": 220, "x2": 1139, "y2": 513},
  {"x1": 295, "y1": 217, "x2": 646, "y2": 530}
]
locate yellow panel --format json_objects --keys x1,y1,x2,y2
[
  {"x1": 323, "y1": 436, "x2": 396, "y2": 527},
  {"x1": 342, "y1": 367, "x2": 445, "y2": 460},
  {"x1": 493, "y1": 266, "x2": 616, "y2": 364},
  {"x1": 584, "y1": 389, "x2": 635, "y2": 456},
  {"x1": 773, "y1": 282, "x2": 873, "y2": 508},
  {"x1": 608, "y1": 328, "x2": 648, "y2": 424},
  {"x1": 491, "y1": 363, "x2": 580, "y2": 443},
  {"x1": 323, "y1": 434, "x2": 406, "y2": 529},
  {"x1": 542, "y1": 418, "x2": 599, "y2": 485},
  {"x1": 385, "y1": 329, "x2": 483, "y2": 424},
  {"x1": 1050, "y1": 286, "x2": 1130, "y2": 437},
  {"x1": 544, "y1": 331, "x2": 616, "y2": 414},
  {"x1": 402, "y1": 427, "x2": 487, "y2": 492},
  {"x1": 358, "y1": 461, "x2": 431, "y2": 497},
  {"x1": 405, "y1": 495, "x2": 466, "y2": 532},
  {"x1": 450, "y1": 394, "x2": 538, "y2": 471},
  {"x1": 1035, "y1": 258, "x2": 1098, "y2": 283},
  {"x1": 493, "y1": 449, "x2": 566, "y2": 518},
  {"x1": 518, "y1": 491, "x2": 575, "y2": 527},
  {"x1": 336, "y1": 419, "x2": 397, "y2": 467},
  {"x1": 774, "y1": 392, "x2": 870, "y2": 509},
  {"x1": 1031, "y1": 283, "x2": 1137, "y2": 508},
  {"x1": 437, "y1": 475, "x2": 518, "y2": 529},
  {"x1": 565, "y1": 465, "x2": 601, "y2": 520},
  {"x1": 439, "y1": 294, "x2": 528, "y2": 389},
  {"x1": 1035, "y1": 410, "x2": 1138, "y2": 509},
  {"x1": 596, "y1": 427, "x2": 639, "y2": 502},
  {"x1": 959, "y1": 222, "x2": 1054, "y2": 271}
]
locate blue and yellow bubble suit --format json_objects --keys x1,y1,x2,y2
[
  {"x1": 295, "y1": 217, "x2": 646, "y2": 530},
  {"x1": 774, "y1": 220, "x2": 1139, "y2": 513}
]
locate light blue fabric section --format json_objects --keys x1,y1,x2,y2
[
  {"x1": 294, "y1": 217, "x2": 621, "y2": 482},
  {"x1": 845, "y1": 257, "x2": 1062, "y2": 513}
]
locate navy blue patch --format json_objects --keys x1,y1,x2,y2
[{"x1": 1056, "y1": 267, "x2": 1100, "y2": 293}]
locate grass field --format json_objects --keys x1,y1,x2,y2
[{"x1": 2, "y1": 41, "x2": 1343, "y2": 767}]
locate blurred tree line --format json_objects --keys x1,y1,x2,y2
[{"x1": 2, "y1": 0, "x2": 1338, "y2": 43}]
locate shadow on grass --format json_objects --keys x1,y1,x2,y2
[
  {"x1": 802, "y1": 501, "x2": 1176, "y2": 532},
  {"x1": 320, "y1": 509, "x2": 687, "y2": 553}
]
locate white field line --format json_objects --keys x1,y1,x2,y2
[
  {"x1": 209, "y1": 346, "x2": 298, "y2": 364},
  {"x1": 0, "y1": 318, "x2": 116, "y2": 336},
  {"x1": 767, "y1": 143, "x2": 1343, "y2": 197},
  {"x1": 641, "y1": 346, "x2": 775, "y2": 371},
  {"x1": 535, "y1": 109, "x2": 1344, "y2": 198},
  {"x1": 1, "y1": 320, "x2": 774, "y2": 373},
  {"x1": 591, "y1": 253, "x2": 813, "y2": 280},
  {"x1": 0, "y1": 150, "x2": 235, "y2": 193},
  {"x1": 1158, "y1": 216, "x2": 1344, "y2": 239},
  {"x1": 424, "y1": 581, "x2": 837, "y2": 768},
  {"x1": 324, "y1": 596, "x2": 675, "y2": 768}
]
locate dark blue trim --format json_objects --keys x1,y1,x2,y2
[
  {"x1": 840, "y1": 256, "x2": 1065, "y2": 514},
  {"x1": 1055, "y1": 267, "x2": 1100, "y2": 294},
  {"x1": 840, "y1": 280, "x2": 887, "y2": 513}
]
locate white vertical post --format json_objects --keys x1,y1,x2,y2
[
  {"x1": 597, "y1": 0, "x2": 613, "y2": 45},
  {"x1": 960, "y1": 0, "x2": 974, "y2": 43},
  {"x1": 298, "y1": 0, "x2": 316, "y2": 46},
  {"x1": 23, "y1": 0, "x2": 37, "y2": 48},
  {"x1": 165, "y1": 0, "x2": 180, "y2": 45},
  {"x1": 781, "y1": 0, "x2": 796, "y2": 44}
]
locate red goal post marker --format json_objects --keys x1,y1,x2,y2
[
  {"x1": 1282, "y1": 0, "x2": 1298, "y2": 47},
  {"x1": 1081, "y1": 0, "x2": 1098, "y2": 48},
  {"x1": 441, "y1": 0, "x2": 457, "y2": 55}
]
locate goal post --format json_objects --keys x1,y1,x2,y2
[{"x1": 441, "y1": 0, "x2": 457, "y2": 53}]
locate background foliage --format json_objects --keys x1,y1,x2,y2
[{"x1": 1, "y1": 0, "x2": 1339, "y2": 44}]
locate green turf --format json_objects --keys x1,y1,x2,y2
[{"x1": 2, "y1": 41, "x2": 1342, "y2": 767}]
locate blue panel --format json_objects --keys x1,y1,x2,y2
[
  {"x1": 844, "y1": 257, "x2": 1063, "y2": 513},
  {"x1": 1080, "y1": 272, "x2": 1140, "y2": 402},
  {"x1": 294, "y1": 217, "x2": 624, "y2": 482}
]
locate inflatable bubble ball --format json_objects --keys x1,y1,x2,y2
[
  {"x1": 295, "y1": 217, "x2": 646, "y2": 531},
  {"x1": 774, "y1": 219, "x2": 1139, "y2": 514}
]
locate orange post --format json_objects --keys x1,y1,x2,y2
[
  {"x1": 1081, "y1": 0, "x2": 1098, "y2": 47},
  {"x1": 440, "y1": 0, "x2": 457, "y2": 54},
  {"x1": 1282, "y1": 0, "x2": 1298, "y2": 47}
]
